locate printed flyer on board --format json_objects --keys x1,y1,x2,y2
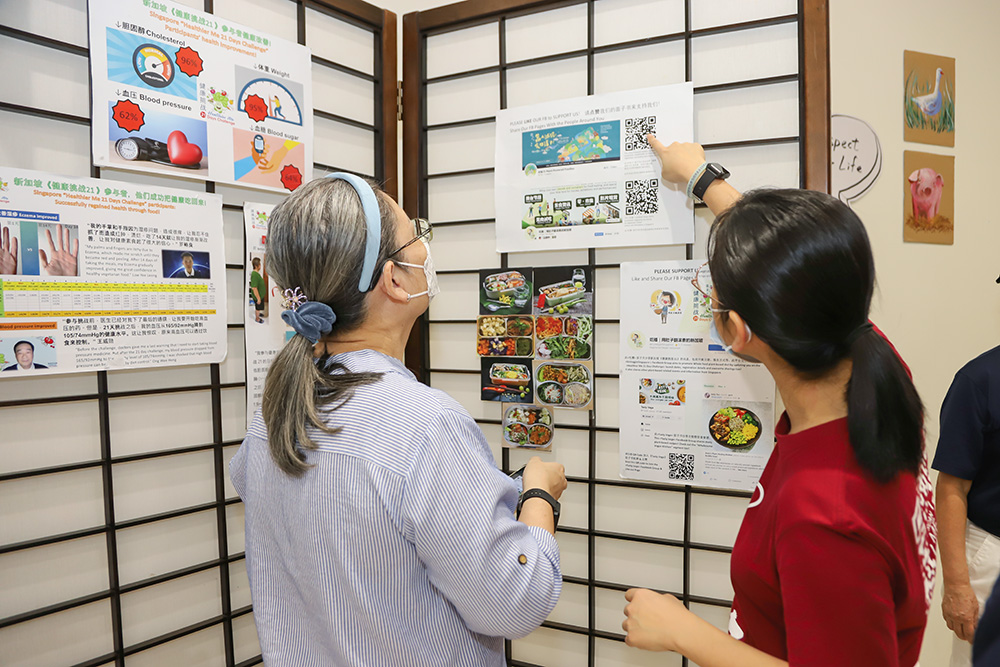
[
  {"x1": 495, "y1": 84, "x2": 694, "y2": 252},
  {"x1": 89, "y1": 0, "x2": 313, "y2": 192},
  {"x1": 244, "y1": 202, "x2": 291, "y2": 426},
  {"x1": 618, "y1": 260, "x2": 775, "y2": 492},
  {"x1": 0, "y1": 167, "x2": 226, "y2": 376}
]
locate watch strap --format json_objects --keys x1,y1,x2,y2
[
  {"x1": 685, "y1": 162, "x2": 709, "y2": 200},
  {"x1": 517, "y1": 488, "x2": 560, "y2": 528},
  {"x1": 691, "y1": 163, "x2": 730, "y2": 202}
]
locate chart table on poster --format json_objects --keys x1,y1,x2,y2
[
  {"x1": 0, "y1": 167, "x2": 227, "y2": 376},
  {"x1": 1, "y1": 281, "x2": 214, "y2": 317}
]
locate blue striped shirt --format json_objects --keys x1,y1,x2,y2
[{"x1": 230, "y1": 349, "x2": 561, "y2": 666}]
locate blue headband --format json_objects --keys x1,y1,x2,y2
[{"x1": 325, "y1": 172, "x2": 381, "y2": 292}]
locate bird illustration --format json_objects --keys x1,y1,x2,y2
[{"x1": 911, "y1": 67, "x2": 945, "y2": 117}]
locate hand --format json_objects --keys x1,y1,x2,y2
[
  {"x1": 40, "y1": 224, "x2": 79, "y2": 276},
  {"x1": 522, "y1": 456, "x2": 566, "y2": 500},
  {"x1": 943, "y1": 583, "x2": 979, "y2": 642},
  {"x1": 646, "y1": 135, "x2": 707, "y2": 187},
  {"x1": 0, "y1": 225, "x2": 17, "y2": 274},
  {"x1": 623, "y1": 588, "x2": 693, "y2": 652}
]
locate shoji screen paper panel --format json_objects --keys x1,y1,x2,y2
[
  {"x1": 0, "y1": 1, "x2": 395, "y2": 665},
  {"x1": 403, "y1": 1, "x2": 828, "y2": 665}
]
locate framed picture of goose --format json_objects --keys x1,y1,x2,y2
[{"x1": 903, "y1": 50, "x2": 956, "y2": 147}]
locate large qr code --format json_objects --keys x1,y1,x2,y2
[
  {"x1": 668, "y1": 453, "x2": 695, "y2": 481},
  {"x1": 625, "y1": 178, "x2": 659, "y2": 216},
  {"x1": 624, "y1": 116, "x2": 657, "y2": 152}
]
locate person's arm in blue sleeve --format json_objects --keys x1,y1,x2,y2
[{"x1": 401, "y1": 407, "x2": 563, "y2": 639}]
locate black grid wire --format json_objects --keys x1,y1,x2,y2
[
  {"x1": 408, "y1": 2, "x2": 814, "y2": 665},
  {"x1": 0, "y1": 1, "x2": 389, "y2": 665}
]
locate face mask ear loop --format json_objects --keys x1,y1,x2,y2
[{"x1": 324, "y1": 172, "x2": 382, "y2": 293}]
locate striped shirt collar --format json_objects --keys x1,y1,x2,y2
[{"x1": 320, "y1": 348, "x2": 415, "y2": 381}]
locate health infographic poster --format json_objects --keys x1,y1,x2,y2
[
  {"x1": 495, "y1": 84, "x2": 694, "y2": 252},
  {"x1": 89, "y1": 0, "x2": 313, "y2": 193},
  {"x1": 618, "y1": 261, "x2": 775, "y2": 492},
  {"x1": 243, "y1": 202, "x2": 292, "y2": 427},
  {"x1": 0, "y1": 167, "x2": 226, "y2": 376}
]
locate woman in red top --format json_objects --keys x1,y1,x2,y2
[{"x1": 622, "y1": 139, "x2": 937, "y2": 667}]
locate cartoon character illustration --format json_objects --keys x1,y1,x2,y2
[
  {"x1": 908, "y1": 167, "x2": 944, "y2": 220},
  {"x1": 209, "y1": 88, "x2": 232, "y2": 113},
  {"x1": 272, "y1": 95, "x2": 285, "y2": 119}
]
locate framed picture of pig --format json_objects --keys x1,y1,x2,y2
[{"x1": 903, "y1": 150, "x2": 954, "y2": 245}]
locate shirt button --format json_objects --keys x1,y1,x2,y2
[{"x1": 518, "y1": 554, "x2": 528, "y2": 565}]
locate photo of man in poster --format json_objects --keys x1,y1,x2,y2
[{"x1": 2, "y1": 340, "x2": 49, "y2": 371}]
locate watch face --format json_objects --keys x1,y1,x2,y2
[{"x1": 709, "y1": 163, "x2": 730, "y2": 179}]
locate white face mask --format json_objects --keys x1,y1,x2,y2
[
  {"x1": 396, "y1": 238, "x2": 440, "y2": 302},
  {"x1": 709, "y1": 309, "x2": 758, "y2": 362}
]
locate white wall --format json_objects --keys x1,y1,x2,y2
[{"x1": 831, "y1": 1, "x2": 1000, "y2": 664}]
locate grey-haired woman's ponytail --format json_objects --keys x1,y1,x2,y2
[{"x1": 260, "y1": 177, "x2": 397, "y2": 476}]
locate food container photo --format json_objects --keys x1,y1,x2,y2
[
  {"x1": 503, "y1": 405, "x2": 554, "y2": 449},
  {"x1": 477, "y1": 315, "x2": 507, "y2": 338},
  {"x1": 535, "y1": 335, "x2": 592, "y2": 360},
  {"x1": 490, "y1": 363, "x2": 531, "y2": 388},
  {"x1": 483, "y1": 271, "x2": 527, "y2": 300},
  {"x1": 535, "y1": 361, "x2": 593, "y2": 409},
  {"x1": 538, "y1": 279, "x2": 585, "y2": 306}
]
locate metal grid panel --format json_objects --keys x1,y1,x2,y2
[
  {"x1": 0, "y1": 1, "x2": 395, "y2": 665},
  {"x1": 403, "y1": 1, "x2": 829, "y2": 664}
]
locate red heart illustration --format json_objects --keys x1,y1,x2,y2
[{"x1": 167, "y1": 130, "x2": 203, "y2": 166}]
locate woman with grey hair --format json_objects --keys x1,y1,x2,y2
[{"x1": 230, "y1": 174, "x2": 566, "y2": 666}]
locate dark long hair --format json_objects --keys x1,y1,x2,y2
[
  {"x1": 261, "y1": 177, "x2": 398, "y2": 476},
  {"x1": 708, "y1": 189, "x2": 923, "y2": 482}
]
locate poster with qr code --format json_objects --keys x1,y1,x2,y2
[
  {"x1": 494, "y1": 84, "x2": 694, "y2": 252},
  {"x1": 618, "y1": 260, "x2": 776, "y2": 492}
]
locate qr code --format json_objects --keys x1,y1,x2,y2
[
  {"x1": 625, "y1": 178, "x2": 659, "y2": 216},
  {"x1": 624, "y1": 116, "x2": 657, "y2": 152},
  {"x1": 668, "y1": 453, "x2": 695, "y2": 481}
]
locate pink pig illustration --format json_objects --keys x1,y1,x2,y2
[{"x1": 908, "y1": 168, "x2": 944, "y2": 220}]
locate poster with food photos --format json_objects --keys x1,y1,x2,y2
[
  {"x1": 494, "y1": 84, "x2": 694, "y2": 252},
  {"x1": 477, "y1": 265, "x2": 594, "y2": 412},
  {"x1": 619, "y1": 260, "x2": 775, "y2": 492},
  {"x1": 89, "y1": 0, "x2": 313, "y2": 192}
]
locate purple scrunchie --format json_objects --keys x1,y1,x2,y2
[{"x1": 281, "y1": 301, "x2": 336, "y2": 344}]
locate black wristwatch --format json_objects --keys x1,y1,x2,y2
[
  {"x1": 517, "y1": 488, "x2": 560, "y2": 528},
  {"x1": 692, "y1": 162, "x2": 730, "y2": 201}
]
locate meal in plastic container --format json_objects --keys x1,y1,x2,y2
[
  {"x1": 504, "y1": 406, "x2": 553, "y2": 447},
  {"x1": 709, "y1": 407, "x2": 762, "y2": 448},
  {"x1": 484, "y1": 271, "x2": 526, "y2": 298},
  {"x1": 539, "y1": 281, "x2": 585, "y2": 305},
  {"x1": 490, "y1": 363, "x2": 530, "y2": 387}
]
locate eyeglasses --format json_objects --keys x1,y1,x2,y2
[
  {"x1": 691, "y1": 261, "x2": 728, "y2": 311},
  {"x1": 387, "y1": 218, "x2": 433, "y2": 258}
]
